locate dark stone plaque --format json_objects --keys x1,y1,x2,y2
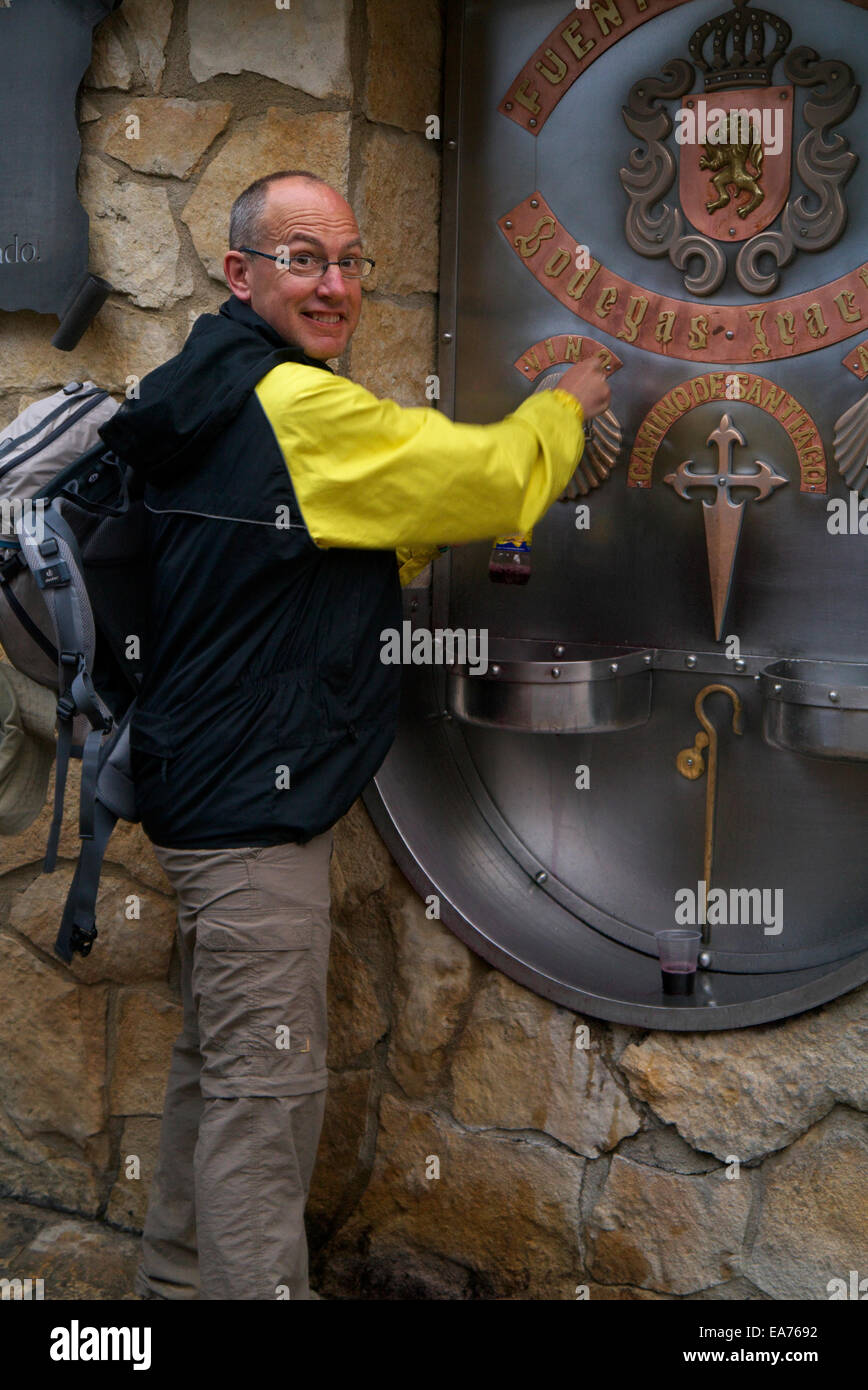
[{"x1": 0, "y1": 0, "x2": 122, "y2": 315}]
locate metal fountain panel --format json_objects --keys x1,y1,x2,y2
[{"x1": 365, "y1": 0, "x2": 868, "y2": 1029}]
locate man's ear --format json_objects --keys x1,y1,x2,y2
[{"x1": 224, "y1": 250, "x2": 252, "y2": 300}]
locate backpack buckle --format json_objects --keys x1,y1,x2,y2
[
  {"x1": 69, "y1": 922, "x2": 98, "y2": 957},
  {"x1": 56, "y1": 693, "x2": 77, "y2": 721},
  {"x1": 0, "y1": 550, "x2": 22, "y2": 581}
]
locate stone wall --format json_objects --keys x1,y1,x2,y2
[{"x1": 0, "y1": 0, "x2": 865, "y2": 1301}]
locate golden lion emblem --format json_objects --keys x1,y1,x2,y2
[{"x1": 699, "y1": 141, "x2": 765, "y2": 218}]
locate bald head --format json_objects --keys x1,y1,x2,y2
[{"x1": 224, "y1": 174, "x2": 364, "y2": 359}]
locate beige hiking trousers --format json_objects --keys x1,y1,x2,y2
[{"x1": 134, "y1": 829, "x2": 334, "y2": 1301}]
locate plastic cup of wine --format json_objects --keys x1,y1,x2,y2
[{"x1": 656, "y1": 929, "x2": 701, "y2": 995}]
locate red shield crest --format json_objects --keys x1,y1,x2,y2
[{"x1": 678, "y1": 86, "x2": 793, "y2": 242}]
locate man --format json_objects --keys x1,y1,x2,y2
[{"x1": 99, "y1": 169, "x2": 610, "y2": 1301}]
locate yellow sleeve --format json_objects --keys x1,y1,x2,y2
[
  {"x1": 396, "y1": 544, "x2": 446, "y2": 587},
  {"x1": 255, "y1": 363, "x2": 585, "y2": 550}
]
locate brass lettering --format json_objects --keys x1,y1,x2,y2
[
  {"x1": 561, "y1": 18, "x2": 595, "y2": 60},
  {"x1": 762, "y1": 383, "x2": 785, "y2": 411},
  {"x1": 535, "y1": 48, "x2": 568, "y2": 85},
  {"x1": 522, "y1": 350, "x2": 541, "y2": 373},
  {"x1": 745, "y1": 377, "x2": 763, "y2": 405},
  {"x1": 566, "y1": 262, "x2": 601, "y2": 300},
  {"x1": 592, "y1": 1, "x2": 624, "y2": 37},
  {"x1": 596, "y1": 347, "x2": 615, "y2": 373},
  {"x1": 747, "y1": 308, "x2": 770, "y2": 360},
  {"x1": 688, "y1": 315, "x2": 710, "y2": 350},
  {"x1": 544, "y1": 247, "x2": 571, "y2": 277},
  {"x1": 656, "y1": 396, "x2": 680, "y2": 424},
  {"x1": 655, "y1": 310, "x2": 676, "y2": 345},
  {"x1": 834, "y1": 290, "x2": 861, "y2": 323},
  {"x1": 708, "y1": 372, "x2": 725, "y2": 398},
  {"x1": 616, "y1": 293, "x2": 649, "y2": 343},
  {"x1": 792, "y1": 423, "x2": 815, "y2": 447},
  {"x1": 515, "y1": 216, "x2": 556, "y2": 258},
  {"x1": 545, "y1": 338, "x2": 556, "y2": 362},
  {"x1": 804, "y1": 304, "x2": 828, "y2": 338},
  {"x1": 859, "y1": 265, "x2": 868, "y2": 290},
  {"x1": 778, "y1": 399, "x2": 801, "y2": 424},
  {"x1": 774, "y1": 311, "x2": 795, "y2": 345},
  {"x1": 565, "y1": 336, "x2": 582, "y2": 362},
  {"x1": 670, "y1": 387, "x2": 689, "y2": 412},
  {"x1": 512, "y1": 80, "x2": 541, "y2": 115},
  {"x1": 690, "y1": 377, "x2": 710, "y2": 405},
  {"x1": 856, "y1": 344, "x2": 868, "y2": 375},
  {"x1": 633, "y1": 0, "x2": 648, "y2": 9},
  {"x1": 594, "y1": 286, "x2": 619, "y2": 319}
]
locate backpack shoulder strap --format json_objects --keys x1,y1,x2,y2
[
  {"x1": 17, "y1": 499, "x2": 114, "y2": 871},
  {"x1": 54, "y1": 700, "x2": 138, "y2": 963}
]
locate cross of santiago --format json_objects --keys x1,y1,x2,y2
[{"x1": 664, "y1": 413, "x2": 787, "y2": 640}]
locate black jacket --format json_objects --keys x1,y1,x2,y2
[{"x1": 99, "y1": 295, "x2": 402, "y2": 848}]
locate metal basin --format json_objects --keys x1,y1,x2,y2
[
  {"x1": 446, "y1": 640, "x2": 653, "y2": 733},
  {"x1": 761, "y1": 660, "x2": 868, "y2": 763}
]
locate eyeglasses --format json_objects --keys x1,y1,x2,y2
[{"x1": 239, "y1": 247, "x2": 375, "y2": 278}]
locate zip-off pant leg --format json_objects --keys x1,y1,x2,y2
[{"x1": 135, "y1": 830, "x2": 333, "y2": 1301}]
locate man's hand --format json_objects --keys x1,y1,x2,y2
[{"x1": 556, "y1": 360, "x2": 611, "y2": 420}]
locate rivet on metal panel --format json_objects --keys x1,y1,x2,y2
[
  {"x1": 699, "y1": 951, "x2": 712, "y2": 968},
  {"x1": 551, "y1": 667, "x2": 562, "y2": 678},
  {"x1": 686, "y1": 655, "x2": 697, "y2": 669},
  {"x1": 554, "y1": 644, "x2": 566, "y2": 657},
  {"x1": 610, "y1": 662, "x2": 619, "y2": 674},
  {"x1": 442, "y1": 332, "x2": 453, "y2": 342},
  {"x1": 829, "y1": 690, "x2": 840, "y2": 702},
  {"x1": 734, "y1": 658, "x2": 746, "y2": 672},
  {"x1": 491, "y1": 664, "x2": 501, "y2": 676},
  {"x1": 535, "y1": 870, "x2": 548, "y2": 884}
]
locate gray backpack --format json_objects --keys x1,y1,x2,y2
[{"x1": 0, "y1": 380, "x2": 148, "y2": 962}]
